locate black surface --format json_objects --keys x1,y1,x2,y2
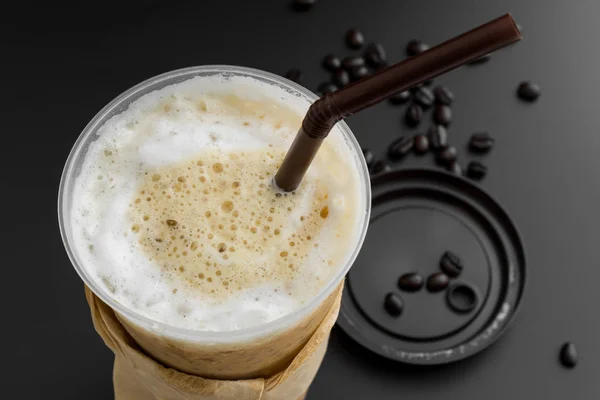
[{"x1": 4, "y1": 0, "x2": 600, "y2": 398}]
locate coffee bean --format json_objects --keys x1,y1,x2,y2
[
  {"x1": 292, "y1": 0, "x2": 316, "y2": 11},
  {"x1": 405, "y1": 104, "x2": 423, "y2": 127},
  {"x1": 322, "y1": 54, "x2": 342, "y2": 72},
  {"x1": 284, "y1": 69, "x2": 302, "y2": 83},
  {"x1": 434, "y1": 85, "x2": 454, "y2": 105},
  {"x1": 389, "y1": 90, "x2": 411, "y2": 105},
  {"x1": 388, "y1": 136, "x2": 414, "y2": 159},
  {"x1": 413, "y1": 86, "x2": 435, "y2": 108},
  {"x1": 517, "y1": 81, "x2": 541, "y2": 102},
  {"x1": 364, "y1": 43, "x2": 387, "y2": 68},
  {"x1": 440, "y1": 251, "x2": 463, "y2": 277},
  {"x1": 466, "y1": 161, "x2": 487, "y2": 180},
  {"x1": 317, "y1": 82, "x2": 337, "y2": 96},
  {"x1": 434, "y1": 105, "x2": 452, "y2": 126},
  {"x1": 413, "y1": 134, "x2": 429, "y2": 154},
  {"x1": 362, "y1": 149, "x2": 374, "y2": 168},
  {"x1": 384, "y1": 292, "x2": 404, "y2": 316},
  {"x1": 398, "y1": 272, "x2": 424, "y2": 292},
  {"x1": 426, "y1": 272, "x2": 449, "y2": 292},
  {"x1": 447, "y1": 161, "x2": 462, "y2": 175},
  {"x1": 342, "y1": 55, "x2": 366, "y2": 70},
  {"x1": 436, "y1": 146, "x2": 458, "y2": 166},
  {"x1": 427, "y1": 125, "x2": 448, "y2": 149},
  {"x1": 406, "y1": 39, "x2": 429, "y2": 56},
  {"x1": 467, "y1": 54, "x2": 491, "y2": 65},
  {"x1": 346, "y1": 29, "x2": 365, "y2": 49},
  {"x1": 350, "y1": 65, "x2": 369, "y2": 82},
  {"x1": 469, "y1": 132, "x2": 495, "y2": 152},
  {"x1": 370, "y1": 159, "x2": 391, "y2": 175},
  {"x1": 446, "y1": 283, "x2": 479, "y2": 313},
  {"x1": 332, "y1": 69, "x2": 350, "y2": 88},
  {"x1": 559, "y1": 342, "x2": 578, "y2": 368}
]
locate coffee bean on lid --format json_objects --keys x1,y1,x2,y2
[
  {"x1": 388, "y1": 136, "x2": 414, "y2": 159},
  {"x1": 447, "y1": 161, "x2": 462, "y2": 176},
  {"x1": 317, "y1": 82, "x2": 338, "y2": 96},
  {"x1": 342, "y1": 55, "x2": 366, "y2": 70},
  {"x1": 346, "y1": 29, "x2": 365, "y2": 49},
  {"x1": 398, "y1": 272, "x2": 424, "y2": 292},
  {"x1": 434, "y1": 105, "x2": 452, "y2": 126},
  {"x1": 436, "y1": 146, "x2": 458, "y2": 166},
  {"x1": 406, "y1": 39, "x2": 429, "y2": 56},
  {"x1": 350, "y1": 65, "x2": 369, "y2": 82},
  {"x1": 370, "y1": 159, "x2": 391, "y2": 175},
  {"x1": 559, "y1": 342, "x2": 578, "y2": 368},
  {"x1": 469, "y1": 132, "x2": 495, "y2": 152},
  {"x1": 440, "y1": 251, "x2": 463, "y2": 277},
  {"x1": 284, "y1": 69, "x2": 302, "y2": 83},
  {"x1": 413, "y1": 134, "x2": 429, "y2": 154},
  {"x1": 426, "y1": 272, "x2": 449, "y2": 292},
  {"x1": 332, "y1": 69, "x2": 350, "y2": 88},
  {"x1": 364, "y1": 43, "x2": 387, "y2": 68},
  {"x1": 384, "y1": 292, "x2": 404, "y2": 316},
  {"x1": 292, "y1": 0, "x2": 316, "y2": 11},
  {"x1": 362, "y1": 148, "x2": 375, "y2": 168},
  {"x1": 322, "y1": 54, "x2": 342, "y2": 72},
  {"x1": 413, "y1": 86, "x2": 435, "y2": 108},
  {"x1": 389, "y1": 90, "x2": 411, "y2": 105},
  {"x1": 427, "y1": 125, "x2": 448, "y2": 149},
  {"x1": 405, "y1": 104, "x2": 423, "y2": 127},
  {"x1": 434, "y1": 85, "x2": 454, "y2": 105},
  {"x1": 466, "y1": 161, "x2": 487, "y2": 180},
  {"x1": 517, "y1": 81, "x2": 541, "y2": 102}
]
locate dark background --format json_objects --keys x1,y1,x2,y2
[{"x1": 3, "y1": 0, "x2": 600, "y2": 398}]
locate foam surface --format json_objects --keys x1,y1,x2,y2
[{"x1": 71, "y1": 75, "x2": 365, "y2": 331}]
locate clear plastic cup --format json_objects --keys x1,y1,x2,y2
[{"x1": 58, "y1": 66, "x2": 371, "y2": 385}]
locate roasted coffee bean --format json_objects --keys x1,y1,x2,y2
[
  {"x1": 413, "y1": 134, "x2": 429, "y2": 154},
  {"x1": 284, "y1": 69, "x2": 302, "y2": 83},
  {"x1": 342, "y1": 55, "x2": 366, "y2": 70},
  {"x1": 413, "y1": 86, "x2": 435, "y2": 108},
  {"x1": 292, "y1": 0, "x2": 316, "y2": 11},
  {"x1": 467, "y1": 54, "x2": 491, "y2": 65},
  {"x1": 350, "y1": 65, "x2": 369, "y2": 81},
  {"x1": 388, "y1": 136, "x2": 414, "y2": 159},
  {"x1": 434, "y1": 105, "x2": 452, "y2": 126},
  {"x1": 559, "y1": 342, "x2": 578, "y2": 368},
  {"x1": 405, "y1": 104, "x2": 423, "y2": 127},
  {"x1": 447, "y1": 161, "x2": 462, "y2": 176},
  {"x1": 364, "y1": 43, "x2": 387, "y2": 68},
  {"x1": 332, "y1": 69, "x2": 350, "y2": 88},
  {"x1": 406, "y1": 39, "x2": 429, "y2": 56},
  {"x1": 517, "y1": 81, "x2": 541, "y2": 102},
  {"x1": 362, "y1": 149, "x2": 374, "y2": 168},
  {"x1": 436, "y1": 146, "x2": 458, "y2": 166},
  {"x1": 469, "y1": 132, "x2": 495, "y2": 152},
  {"x1": 398, "y1": 273, "x2": 424, "y2": 292},
  {"x1": 434, "y1": 85, "x2": 454, "y2": 105},
  {"x1": 466, "y1": 161, "x2": 487, "y2": 180},
  {"x1": 446, "y1": 283, "x2": 479, "y2": 313},
  {"x1": 389, "y1": 90, "x2": 411, "y2": 105},
  {"x1": 346, "y1": 29, "x2": 365, "y2": 49},
  {"x1": 427, "y1": 125, "x2": 448, "y2": 149},
  {"x1": 317, "y1": 82, "x2": 337, "y2": 96},
  {"x1": 370, "y1": 159, "x2": 391, "y2": 175},
  {"x1": 426, "y1": 272, "x2": 449, "y2": 292},
  {"x1": 322, "y1": 54, "x2": 342, "y2": 72},
  {"x1": 440, "y1": 251, "x2": 463, "y2": 277},
  {"x1": 384, "y1": 292, "x2": 404, "y2": 316}
]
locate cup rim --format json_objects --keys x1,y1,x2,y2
[{"x1": 58, "y1": 65, "x2": 371, "y2": 342}]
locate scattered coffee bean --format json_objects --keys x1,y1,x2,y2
[
  {"x1": 413, "y1": 134, "x2": 429, "y2": 154},
  {"x1": 350, "y1": 65, "x2": 369, "y2": 82},
  {"x1": 362, "y1": 149, "x2": 375, "y2": 168},
  {"x1": 342, "y1": 55, "x2": 366, "y2": 70},
  {"x1": 346, "y1": 29, "x2": 365, "y2": 49},
  {"x1": 292, "y1": 0, "x2": 316, "y2": 12},
  {"x1": 469, "y1": 132, "x2": 495, "y2": 152},
  {"x1": 370, "y1": 159, "x2": 391, "y2": 175},
  {"x1": 434, "y1": 85, "x2": 454, "y2": 105},
  {"x1": 467, "y1": 54, "x2": 491, "y2": 65},
  {"x1": 388, "y1": 136, "x2": 414, "y2": 159},
  {"x1": 434, "y1": 105, "x2": 452, "y2": 126},
  {"x1": 436, "y1": 146, "x2": 458, "y2": 166},
  {"x1": 446, "y1": 283, "x2": 479, "y2": 313},
  {"x1": 413, "y1": 86, "x2": 435, "y2": 108},
  {"x1": 405, "y1": 104, "x2": 423, "y2": 127},
  {"x1": 332, "y1": 69, "x2": 350, "y2": 88},
  {"x1": 427, "y1": 125, "x2": 448, "y2": 150},
  {"x1": 447, "y1": 161, "x2": 462, "y2": 175},
  {"x1": 389, "y1": 90, "x2": 411, "y2": 105},
  {"x1": 284, "y1": 69, "x2": 302, "y2": 83},
  {"x1": 559, "y1": 342, "x2": 578, "y2": 368},
  {"x1": 466, "y1": 161, "x2": 487, "y2": 180},
  {"x1": 322, "y1": 54, "x2": 342, "y2": 72},
  {"x1": 398, "y1": 272, "x2": 424, "y2": 292},
  {"x1": 384, "y1": 292, "x2": 404, "y2": 316},
  {"x1": 317, "y1": 82, "x2": 338, "y2": 96},
  {"x1": 440, "y1": 251, "x2": 463, "y2": 277},
  {"x1": 517, "y1": 81, "x2": 541, "y2": 102},
  {"x1": 406, "y1": 39, "x2": 429, "y2": 56},
  {"x1": 426, "y1": 272, "x2": 449, "y2": 292},
  {"x1": 364, "y1": 43, "x2": 387, "y2": 68}
]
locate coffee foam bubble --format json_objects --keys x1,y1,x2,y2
[{"x1": 71, "y1": 74, "x2": 364, "y2": 332}]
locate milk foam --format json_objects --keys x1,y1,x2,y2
[{"x1": 71, "y1": 75, "x2": 365, "y2": 332}]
